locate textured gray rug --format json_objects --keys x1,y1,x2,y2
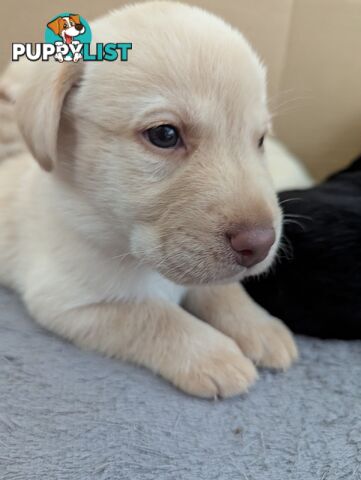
[{"x1": 1, "y1": 287, "x2": 360, "y2": 480}]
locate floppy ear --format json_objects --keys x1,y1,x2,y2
[
  {"x1": 16, "y1": 61, "x2": 83, "y2": 171},
  {"x1": 47, "y1": 17, "x2": 63, "y2": 36},
  {"x1": 70, "y1": 14, "x2": 81, "y2": 24}
]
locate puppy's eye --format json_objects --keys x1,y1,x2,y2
[
  {"x1": 145, "y1": 125, "x2": 180, "y2": 149},
  {"x1": 258, "y1": 134, "x2": 265, "y2": 149}
]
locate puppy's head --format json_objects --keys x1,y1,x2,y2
[{"x1": 17, "y1": 1, "x2": 282, "y2": 285}]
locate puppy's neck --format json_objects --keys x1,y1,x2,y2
[{"x1": 36, "y1": 169, "x2": 132, "y2": 258}]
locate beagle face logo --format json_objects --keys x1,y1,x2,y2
[
  {"x1": 47, "y1": 14, "x2": 86, "y2": 45},
  {"x1": 12, "y1": 12, "x2": 132, "y2": 63},
  {"x1": 45, "y1": 13, "x2": 90, "y2": 62}
]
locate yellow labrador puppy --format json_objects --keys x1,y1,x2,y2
[{"x1": 0, "y1": 2, "x2": 297, "y2": 398}]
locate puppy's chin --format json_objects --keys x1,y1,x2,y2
[
  {"x1": 157, "y1": 261, "x2": 247, "y2": 286},
  {"x1": 129, "y1": 224, "x2": 278, "y2": 286}
]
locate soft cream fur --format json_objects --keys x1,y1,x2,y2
[
  {"x1": 0, "y1": 2, "x2": 298, "y2": 398},
  {"x1": 265, "y1": 137, "x2": 313, "y2": 191}
]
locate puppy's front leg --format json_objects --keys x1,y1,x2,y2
[
  {"x1": 30, "y1": 299, "x2": 257, "y2": 398},
  {"x1": 184, "y1": 284, "x2": 298, "y2": 369}
]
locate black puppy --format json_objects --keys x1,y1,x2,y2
[{"x1": 245, "y1": 156, "x2": 361, "y2": 339}]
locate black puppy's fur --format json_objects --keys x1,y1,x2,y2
[{"x1": 245, "y1": 156, "x2": 361, "y2": 339}]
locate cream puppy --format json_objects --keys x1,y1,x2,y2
[{"x1": 0, "y1": 2, "x2": 297, "y2": 398}]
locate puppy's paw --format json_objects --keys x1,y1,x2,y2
[
  {"x1": 173, "y1": 336, "x2": 257, "y2": 398},
  {"x1": 184, "y1": 285, "x2": 297, "y2": 375},
  {"x1": 233, "y1": 313, "x2": 298, "y2": 370}
]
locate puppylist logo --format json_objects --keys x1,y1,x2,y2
[{"x1": 12, "y1": 13, "x2": 132, "y2": 63}]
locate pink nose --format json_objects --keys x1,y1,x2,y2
[{"x1": 227, "y1": 227, "x2": 276, "y2": 268}]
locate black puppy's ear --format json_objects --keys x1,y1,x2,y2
[
  {"x1": 327, "y1": 155, "x2": 361, "y2": 181},
  {"x1": 343, "y1": 155, "x2": 361, "y2": 173}
]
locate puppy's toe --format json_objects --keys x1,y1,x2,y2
[
  {"x1": 174, "y1": 338, "x2": 258, "y2": 398},
  {"x1": 232, "y1": 315, "x2": 298, "y2": 370},
  {"x1": 257, "y1": 318, "x2": 298, "y2": 370}
]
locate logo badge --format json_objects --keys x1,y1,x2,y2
[{"x1": 12, "y1": 13, "x2": 132, "y2": 63}]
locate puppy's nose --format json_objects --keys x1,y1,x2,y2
[
  {"x1": 227, "y1": 227, "x2": 276, "y2": 268},
  {"x1": 75, "y1": 23, "x2": 83, "y2": 31}
]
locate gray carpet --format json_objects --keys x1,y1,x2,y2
[{"x1": 1, "y1": 287, "x2": 360, "y2": 480}]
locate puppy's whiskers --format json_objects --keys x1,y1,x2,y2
[
  {"x1": 279, "y1": 197, "x2": 303, "y2": 206},
  {"x1": 268, "y1": 89, "x2": 313, "y2": 119},
  {"x1": 276, "y1": 235, "x2": 294, "y2": 262},
  {"x1": 284, "y1": 213, "x2": 312, "y2": 221},
  {"x1": 283, "y1": 212, "x2": 313, "y2": 232}
]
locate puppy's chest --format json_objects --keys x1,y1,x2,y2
[
  {"x1": 85, "y1": 258, "x2": 187, "y2": 306},
  {"x1": 135, "y1": 271, "x2": 187, "y2": 304}
]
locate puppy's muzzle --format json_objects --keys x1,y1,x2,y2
[{"x1": 227, "y1": 226, "x2": 275, "y2": 268}]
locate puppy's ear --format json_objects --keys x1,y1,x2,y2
[
  {"x1": 16, "y1": 62, "x2": 83, "y2": 171},
  {"x1": 47, "y1": 17, "x2": 62, "y2": 36},
  {"x1": 70, "y1": 14, "x2": 81, "y2": 24}
]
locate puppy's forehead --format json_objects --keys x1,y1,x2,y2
[{"x1": 85, "y1": 3, "x2": 267, "y2": 125}]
